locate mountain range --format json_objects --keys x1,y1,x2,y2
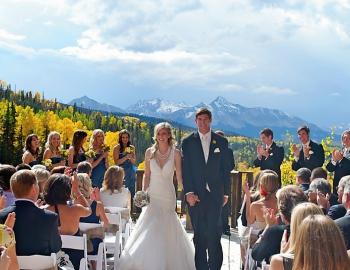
[{"x1": 69, "y1": 96, "x2": 331, "y2": 141}]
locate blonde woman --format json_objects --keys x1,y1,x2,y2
[
  {"x1": 293, "y1": 215, "x2": 349, "y2": 270},
  {"x1": 113, "y1": 129, "x2": 137, "y2": 199},
  {"x1": 270, "y1": 202, "x2": 324, "y2": 270},
  {"x1": 117, "y1": 122, "x2": 196, "y2": 270},
  {"x1": 89, "y1": 129, "x2": 109, "y2": 188},
  {"x1": 100, "y1": 165, "x2": 130, "y2": 209},
  {"x1": 43, "y1": 131, "x2": 65, "y2": 168}
]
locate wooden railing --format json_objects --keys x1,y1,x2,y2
[{"x1": 134, "y1": 169, "x2": 254, "y2": 228}]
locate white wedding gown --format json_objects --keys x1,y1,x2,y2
[{"x1": 117, "y1": 148, "x2": 196, "y2": 270}]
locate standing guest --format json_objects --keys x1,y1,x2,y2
[
  {"x1": 295, "y1": 168, "x2": 311, "y2": 192},
  {"x1": 68, "y1": 130, "x2": 88, "y2": 169},
  {"x1": 215, "y1": 130, "x2": 235, "y2": 236},
  {"x1": 43, "y1": 173, "x2": 91, "y2": 269},
  {"x1": 0, "y1": 170, "x2": 62, "y2": 256},
  {"x1": 43, "y1": 131, "x2": 65, "y2": 168},
  {"x1": 76, "y1": 161, "x2": 93, "y2": 177},
  {"x1": 89, "y1": 129, "x2": 109, "y2": 188},
  {"x1": 327, "y1": 175, "x2": 350, "y2": 220},
  {"x1": 326, "y1": 129, "x2": 350, "y2": 194},
  {"x1": 22, "y1": 134, "x2": 41, "y2": 167},
  {"x1": 113, "y1": 130, "x2": 137, "y2": 200},
  {"x1": 294, "y1": 215, "x2": 349, "y2": 270},
  {"x1": 182, "y1": 108, "x2": 231, "y2": 270},
  {"x1": 291, "y1": 126, "x2": 325, "y2": 172},
  {"x1": 253, "y1": 128, "x2": 284, "y2": 183},
  {"x1": 0, "y1": 165, "x2": 16, "y2": 207},
  {"x1": 310, "y1": 167, "x2": 328, "y2": 181}
]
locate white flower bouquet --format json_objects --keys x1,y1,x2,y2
[{"x1": 134, "y1": 190, "x2": 150, "y2": 208}]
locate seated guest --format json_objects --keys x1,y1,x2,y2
[
  {"x1": 15, "y1": 164, "x2": 31, "y2": 171},
  {"x1": 295, "y1": 167, "x2": 311, "y2": 192},
  {"x1": 22, "y1": 134, "x2": 41, "y2": 167},
  {"x1": 0, "y1": 170, "x2": 61, "y2": 256},
  {"x1": 43, "y1": 131, "x2": 66, "y2": 168},
  {"x1": 294, "y1": 215, "x2": 349, "y2": 270},
  {"x1": 32, "y1": 168, "x2": 50, "y2": 199},
  {"x1": 100, "y1": 165, "x2": 130, "y2": 209},
  {"x1": 253, "y1": 128, "x2": 284, "y2": 183},
  {"x1": 291, "y1": 126, "x2": 325, "y2": 172},
  {"x1": 326, "y1": 130, "x2": 350, "y2": 194},
  {"x1": 0, "y1": 165, "x2": 16, "y2": 207},
  {"x1": 336, "y1": 181, "x2": 350, "y2": 249},
  {"x1": 76, "y1": 161, "x2": 93, "y2": 177},
  {"x1": 50, "y1": 166, "x2": 67, "y2": 175},
  {"x1": 269, "y1": 202, "x2": 323, "y2": 270},
  {"x1": 327, "y1": 175, "x2": 350, "y2": 220},
  {"x1": 310, "y1": 167, "x2": 328, "y2": 181},
  {"x1": 308, "y1": 178, "x2": 337, "y2": 208},
  {"x1": 43, "y1": 173, "x2": 91, "y2": 269},
  {"x1": 252, "y1": 185, "x2": 307, "y2": 263}
]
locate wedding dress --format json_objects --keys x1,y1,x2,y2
[{"x1": 117, "y1": 148, "x2": 196, "y2": 270}]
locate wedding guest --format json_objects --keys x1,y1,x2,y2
[
  {"x1": 68, "y1": 130, "x2": 88, "y2": 169},
  {"x1": 100, "y1": 165, "x2": 130, "y2": 209},
  {"x1": 50, "y1": 166, "x2": 67, "y2": 175},
  {"x1": 89, "y1": 129, "x2": 109, "y2": 188},
  {"x1": 43, "y1": 131, "x2": 65, "y2": 168},
  {"x1": 32, "y1": 168, "x2": 50, "y2": 198},
  {"x1": 0, "y1": 170, "x2": 62, "y2": 256},
  {"x1": 215, "y1": 130, "x2": 235, "y2": 236},
  {"x1": 336, "y1": 181, "x2": 350, "y2": 249},
  {"x1": 326, "y1": 129, "x2": 350, "y2": 194},
  {"x1": 293, "y1": 215, "x2": 349, "y2": 270},
  {"x1": 269, "y1": 202, "x2": 323, "y2": 270},
  {"x1": 43, "y1": 173, "x2": 91, "y2": 269},
  {"x1": 77, "y1": 173, "x2": 109, "y2": 255},
  {"x1": 252, "y1": 185, "x2": 307, "y2": 263},
  {"x1": 310, "y1": 167, "x2": 328, "y2": 181},
  {"x1": 0, "y1": 165, "x2": 16, "y2": 207},
  {"x1": 113, "y1": 130, "x2": 137, "y2": 199},
  {"x1": 308, "y1": 178, "x2": 337, "y2": 208},
  {"x1": 15, "y1": 164, "x2": 31, "y2": 171},
  {"x1": 327, "y1": 175, "x2": 350, "y2": 220},
  {"x1": 291, "y1": 126, "x2": 325, "y2": 172},
  {"x1": 76, "y1": 161, "x2": 92, "y2": 176},
  {"x1": 253, "y1": 128, "x2": 284, "y2": 183},
  {"x1": 22, "y1": 134, "x2": 41, "y2": 167},
  {"x1": 295, "y1": 167, "x2": 311, "y2": 192}
]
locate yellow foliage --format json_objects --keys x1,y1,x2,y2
[{"x1": 138, "y1": 161, "x2": 145, "y2": 170}]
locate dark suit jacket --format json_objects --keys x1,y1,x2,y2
[
  {"x1": 0, "y1": 200, "x2": 62, "y2": 256},
  {"x1": 253, "y1": 142, "x2": 284, "y2": 180},
  {"x1": 182, "y1": 131, "x2": 230, "y2": 202},
  {"x1": 328, "y1": 204, "x2": 346, "y2": 220},
  {"x1": 251, "y1": 224, "x2": 290, "y2": 263},
  {"x1": 326, "y1": 157, "x2": 350, "y2": 193},
  {"x1": 335, "y1": 213, "x2": 350, "y2": 249},
  {"x1": 292, "y1": 140, "x2": 325, "y2": 171}
]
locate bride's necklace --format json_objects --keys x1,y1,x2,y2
[{"x1": 156, "y1": 147, "x2": 171, "y2": 160}]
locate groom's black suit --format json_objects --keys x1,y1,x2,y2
[{"x1": 182, "y1": 131, "x2": 230, "y2": 270}]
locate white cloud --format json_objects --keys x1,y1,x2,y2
[
  {"x1": 330, "y1": 92, "x2": 341, "y2": 96},
  {"x1": 0, "y1": 28, "x2": 26, "y2": 41},
  {"x1": 253, "y1": 85, "x2": 297, "y2": 95}
]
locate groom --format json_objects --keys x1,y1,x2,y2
[{"x1": 182, "y1": 108, "x2": 231, "y2": 270}]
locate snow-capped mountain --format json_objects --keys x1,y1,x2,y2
[{"x1": 69, "y1": 95, "x2": 125, "y2": 113}]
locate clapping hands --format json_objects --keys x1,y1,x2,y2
[
  {"x1": 263, "y1": 207, "x2": 278, "y2": 226},
  {"x1": 257, "y1": 145, "x2": 268, "y2": 158},
  {"x1": 292, "y1": 144, "x2": 299, "y2": 158},
  {"x1": 332, "y1": 149, "x2": 343, "y2": 162}
]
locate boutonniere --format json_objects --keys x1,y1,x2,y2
[
  {"x1": 269, "y1": 152, "x2": 274, "y2": 156},
  {"x1": 212, "y1": 140, "x2": 216, "y2": 145},
  {"x1": 309, "y1": 150, "x2": 314, "y2": 155}
]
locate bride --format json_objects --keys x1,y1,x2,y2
[{"x1": 117, "y1": 122, "x2": 196, "y2": 270}]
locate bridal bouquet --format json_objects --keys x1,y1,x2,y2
[
  {"x1": 85, "y1": 149, "x2": 96, "y2": 159},
  {"x1": 134, "y1": 190, "x2": 150, "y2": 208},
  {"x1": 42, "y1": 159, "x2": 52, "y2": 168}
]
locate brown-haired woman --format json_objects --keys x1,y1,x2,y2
[
  {"x1": 22, "y1": 134, "x2": 41, "y2": 167},
  {"x1": 68, "y1": 130, "x2": 88, "y2": 169},
  {"x1": 113, "y1": 129, "x2": 137, "y2": 199}
]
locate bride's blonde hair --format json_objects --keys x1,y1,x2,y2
[{"x1": 150, "y1": 122, "x2": 176, "y2": 159}]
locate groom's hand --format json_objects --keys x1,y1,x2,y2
[
  {"x1": 223, "y1": 195, "x2": 228, "y2": 206},
  {"x1": 186, "y1": 193, "x2": 200, "y2": 206}
]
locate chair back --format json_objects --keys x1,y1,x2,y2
[
  {"x1": 61, "y1": 234, "x2": 88, "y2": 270},
  {"x1": 17, "y1": 253, "x2": 56, "y2": 270}
]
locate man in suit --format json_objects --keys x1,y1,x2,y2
[
  {"x1": 215, "y1": 130, "x2": 235, "y2": 236},
  {"x1": 335, "y1": 181, "x2": 350, "y2": 249},
  {"x1": 291, "y1": 125, "x2": 325, "y2": 172},
  {"x1": 253, "y1": 128, "x2": 284, "y2": 184},
  {"x1": 182, "y1": 108, "x2": 230, "y2": 270},
  {"x1": 0, "y1": 170, "x2": 61, "y2": 256},
  {"x1": 326, "y1": 129, "x2": 350, "y2": 194}
]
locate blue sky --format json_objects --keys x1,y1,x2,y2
[{"x1": 0, "y1": 0, "x2": 350, "y2": 130}]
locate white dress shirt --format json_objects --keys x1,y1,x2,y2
[{"x1": 199, "y1": 130, "x2": 211, "y2": 163}]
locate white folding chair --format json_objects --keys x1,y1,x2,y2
[
  {"x1": 79, "y1": 222, "x2": 107, "y2": 270},
  {"x1": 105, "y1": 206, "x2": 132, "y2": 247},
  {"x1": 17, "y1": 253, "x2": 57, "y2": 270},
  {"x1": 104, "y1": 212, "x2": 123, "y2": 270},
  {"x1": 61, "y1": 234, "x2": 88, "y2": 270}
]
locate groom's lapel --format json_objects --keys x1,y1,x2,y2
[
  {"x1": 207, "y1": 132, "x2": 217, "y2": 166},
  {"x1": 194, "y1": 132, "x2": 206, "y2": 167}
]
